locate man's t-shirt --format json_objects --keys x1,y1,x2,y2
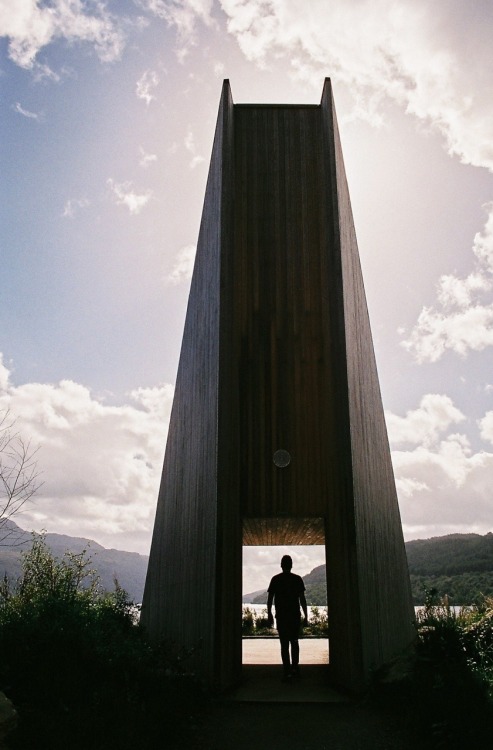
[{"x1": 268, "y1": 572, "x2": 305, "y2": 620}]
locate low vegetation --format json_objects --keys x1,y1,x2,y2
[
  {"x1": 0, "y1": 534, "x2": 205, "y2": 749},
  {"x1": 3, "y1": 536, "x2": 493, "y2": 748},
  {"x1": 247, "y1": 533, "x2": 493, "y2": 606},
  {"x1": 242, "y1": 605, "x2": 329, "y2": 637},
  {"x1": 372, "y1": 589, "x2": 493, "y2": 747}
]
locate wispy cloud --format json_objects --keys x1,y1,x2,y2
[
  {"x1": 139, "y1": 0, "x2": 215, "y2": 60},
  {"x1": 0, "y1": 355, "x2": 172, "y2": 553},
  {"x1": 213, "y1": 60, "x2": 225, "y2": 77},
  {"x1": 107, "y1": 178, "x2": 153, "y2": 215},
  {"x1": 165, "y1": 244, "x2": 196, "y2": 285},
  {"x1": 184, "y1": 127, "x2": 204, "y2": 169},
  {"x1": 403, "y1": 204, "x2": 493, "y2": 362},
  {"x1": 138, "y1": 146, "x2": 158, "y2": 168},
  {"x1": 1, "y1": 0, "x2": 125, "y2": 69},
  {"x1": 13, "y1": 102, "x2": 40, "y2": 120},
  {"x1": 136, "y1": 69, "x2": 159, "y2": 105},
  {"x1": 31, "y1": 61, "x2": 62, "y2": 83},
  {"x1": 62, "y1": 198, "x2": 90, "y2": 218}
]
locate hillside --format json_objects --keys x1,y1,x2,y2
[
  {"x1": 406, "y1": 532, "x2": 493, "y2": 604},
  {"x1": 0, "y1": 521, "x2": 149, "y2": 602},
  {"x1": 406, "y1": 532, "x2": 493, "y2": 575},
  {"x1": 4, "y1": 521, "x2": 493, "y2": 606},
  {"x1": 244, "y1": 533, "x2": 493, "y2": 605}
]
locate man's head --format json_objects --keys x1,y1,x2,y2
[{"x1": 280, "y1": 555, "x2": 293, "y2": 572}]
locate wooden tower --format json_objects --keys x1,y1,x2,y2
[{"x1": 141, "y1": 79, "x2": 415, "y2": 692}]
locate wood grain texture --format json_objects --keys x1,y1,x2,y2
[
  {"x1": 141, "y1": 81, "x2": 236, "y2": 686},
  {"x1": 322, "y1": 80, "x2": 415, "y2": 683},
  {"x1": 142, "y1": 79, "x2": 414, "y2": 693}
]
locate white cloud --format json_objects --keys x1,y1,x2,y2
[
  {"x1": 403, "y1": 204, "x2": 493, "y2": 362},
  {"x1": 403, "y1": 305, "x2": 493, "y2": 363},
  {"x1": 473, "y1": 203, "x2": 493, "y2": 271},
  {"x1": 393, "y1": 434, "x2": 493, "y2": 538},
  {"x1": 0, "y1": 0, "x2": 125, "y2": 69},
  {"x1": 165, "y1": 243, "x2": 196, "y2": 284},
  {"x1": 138, "y1": 146, "x2": 158, "y2": 168},
  {"x1": 436, "y1": 273, "x2": 491, "y2": 310},
  {"x1": 13, "y1": 101, "x2": 40, "y2": 119},
  {"x1": 386, "y1": 394, "x2": 493, "y2": 540},
  {"x1": 243, "y1": 545, "x2": 325, "y2": 595},
  {"x1": 107, "y1": 178, "x2": 153, "y2": 215},
  {"x1": 385, "y1": 393, "x2": 465, "y2": 447},
  {"x1": 135, "y1": 1, "x2": 493, "y2": 188},
  {"x1": 0, "y1": 354, "x2": 11, "y2": 392},
  {"x1": 478, "y1": 411, "x2": 493, "y2": 446},
  {"x1": 136, "y1": 69, "x2": 159, "y2": 105},
  {"x1": 216, "y1": 0, "x2": 493, "y2": 172},
  {"x1": 0, "y1": 356, "x2": 172, "y2": 553}
]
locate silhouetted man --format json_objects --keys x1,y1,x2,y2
[{"x1": 267, "y1": 555, "x2": 308, "y2": 680}]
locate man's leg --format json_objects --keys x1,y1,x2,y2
[
  {"x1": 280, "y1": 635, "x2": 291, "y2": 672},
  {"x1": 291, "y1": 638, "x2": 300, "y2": 670},
  {"x1": 288, "y1": 618, "x2": 301, "y2": 676},
  {"x1": 277, "y1": 622, "x2": 291, "y2": 677}
]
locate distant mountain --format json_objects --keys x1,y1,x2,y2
[
  {"x1": 243, "y1": 588, "x2": 268, "y2": 603},
  {"x1": 243, "y1": 533, "x2": 493, "y2": 606},
  {"x1": 243, "y1": 564, "x2": 328, "y2": 606},
  {"x1": 0, "y1": 520, "x2": 149, "y2": 602},
  {"x1": 406, "y1": 532, "x2": 493, "y2": 604},
  {"x1": 4, "y1": 521, "x2": 493, "y2": 607},
  {"x1": 406, "y1": 533, "x2": 493, "y2": 575}
]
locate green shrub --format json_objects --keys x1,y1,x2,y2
[
  {"x1": 373, "y1": 589, "x2": 493, "y2": 748},
  {"x1": 0, "y1": 534, "x2": 205, "y2": 749},
  {"x1": 303, "y1": 606, "x2": 329, "y2": 637},
  {"x1": 241, "y1": 605, "x2": 329, "y2": 637},
  {"x1": 242, "y1": 606, "x2": 255, "y2": 635}
]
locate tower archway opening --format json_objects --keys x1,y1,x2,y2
[{"x1": 242, "y1": 517, "x2": 327, "y2": 666}]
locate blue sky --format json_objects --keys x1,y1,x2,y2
[{"x1": 2, "y1": 1, "x2": 493, "y2": 594}]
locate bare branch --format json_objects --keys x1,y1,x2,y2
[{"x1": 0, "y1": 408, "x2": 43, "y2": 545}]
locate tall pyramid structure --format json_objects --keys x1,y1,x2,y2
[{"x1": 141, "y1": 79, "x2": 414, "y2": 692}]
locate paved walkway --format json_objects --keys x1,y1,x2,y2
[
  {"x1": 235, "y1": 638, "x2": 340, "y2": 703},
  {"x1": 180, "y1": 639, "x2": 416, "y2": 749},
  {"x1": 243, "y1": 637, "x2": 329, "y2": 665}
]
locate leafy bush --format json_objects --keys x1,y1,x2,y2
[
  {"x1": 241, "y1": 606, "x2": 329, "y2": 637},
  {"x1": 373, "y1": 589, "x2": 493, "y2": 748},
  {"x1": 0, "y1": 534, "x2": 205, "y2": 749},
  {"x1": 241, "y1": 606, "x2": 256, "y2": 635},
  {"x1": 303, "y1": 605, "x2": 329, "y2": 637}
]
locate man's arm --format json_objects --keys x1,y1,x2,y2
[
  {"x1": 267, "y1": 590, "x2": 274, "y2": 627},
  {"x1": 300, "y1": 591, "x2": 308, "y2": 625}
]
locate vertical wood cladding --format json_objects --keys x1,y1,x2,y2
[
  {"x1": 142, "y1": 79, "x2": 414, "y2": 693},
  {"x1": 321, "y1": 81, "x2": 415, "y2": 679},
  {"x1": 234, "y1": 105, "x2": 340, "y2": 519},
  {"x1": 141, "y1": 82, "x2": 235, "y2": 686}
]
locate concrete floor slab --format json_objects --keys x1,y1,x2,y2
[
  {"x1": 234, "y1": 639, "x2": 343, "y2": 703},
  {"x1": 243, "y1": 637, "x2": 329, "y2": 665}
]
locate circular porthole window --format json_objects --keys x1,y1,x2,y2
[{"x1": 273, "y1": 449, "x2": 291, "y2": 468}]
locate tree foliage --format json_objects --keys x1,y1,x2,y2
[{"x1": 0, "y1": 534, "x2": 205, "y2": 749}]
